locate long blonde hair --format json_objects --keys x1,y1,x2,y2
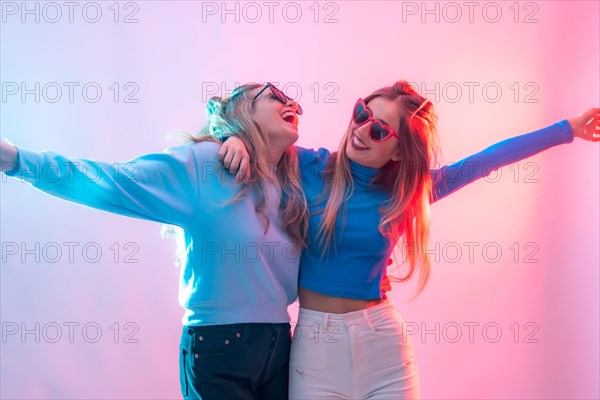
[
  {"x1": 316, "y1": 80, "x2": 440, "y2": 298},
  {"x1": 163, "y1": 83, "x2": 308, "y2": 267}
]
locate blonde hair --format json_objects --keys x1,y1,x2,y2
[
  {"x1": 162, "y1": 83, "x2": 308, "y2": 267},
  {"x1": 316, "y1": 80, "x2": 440, "y2": 299}
]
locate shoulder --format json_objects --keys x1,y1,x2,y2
[
  {"x1": 182, "y1": 140, "x2": 220, "y2": 159},
  {"x1": 162, "y1": 141, "x2": 228, "y2": 184},
  {"x1": 295, "y1": 146, "x2": 331, "y2": 167},
  {"x1": 165, "y1": 140, "x2": 221, "y2": 164}
]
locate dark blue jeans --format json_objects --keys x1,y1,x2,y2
[{"x1": 179, "y1": 323, "x2": 291, "y2": 400}]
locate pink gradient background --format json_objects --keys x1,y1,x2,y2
[{"x1": 1, "y1": 1, "x2": 598, "y2": 399}]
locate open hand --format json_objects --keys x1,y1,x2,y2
[{"x1": 569, "y1": 108, "x2": 599, "y2": 142}]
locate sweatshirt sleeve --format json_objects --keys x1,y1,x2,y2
[
  {"x1": 295, "y1": 146, "x2": 320, "y2": 166},
  {"x1": 430, "y1": 120, "x2": 574, "y2": 203},
  {"x1": 3, "y1": 143, "x2": 202, "y2": 227},
  {"x1": 295, "y1": 146, "x2": 332, "y2": 167}
]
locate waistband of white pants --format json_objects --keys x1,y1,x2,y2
[{"x1": 297, "y1": 298, "x2": 398, "y2": 324}]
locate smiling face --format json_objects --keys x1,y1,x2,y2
[
  {"x1": 249, "y1": 86, "x2": 300, "y2": 162},
  {"x1": 345, "y1": 96, "x2": 402, "y2": 169}
]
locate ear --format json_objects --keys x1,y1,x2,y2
[{"x1": 391, "y1": 150, "x2": 402, "y2": 162}]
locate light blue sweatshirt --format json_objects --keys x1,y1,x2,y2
[{"x1": 4, "y1": 141, "x2": 299, "y2": 326}]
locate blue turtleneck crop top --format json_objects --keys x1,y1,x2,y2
[{"x1": 296, "y1": 120, "x2": 574, "y2": 299}]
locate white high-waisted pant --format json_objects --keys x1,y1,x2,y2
[{"x1": 289, "y1": 299, "x2": 420, "y2": 399}]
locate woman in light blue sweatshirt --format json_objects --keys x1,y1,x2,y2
[
  {"x1": 0, "y1": 83, "x2": 308, "y2": 399},
  {"x1": 222, "y1": 80, "x2": 599, "y2": 399}
]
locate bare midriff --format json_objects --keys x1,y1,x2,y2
[{"x1": 298, "y1": 287, "x2": 385, "y2": 314}]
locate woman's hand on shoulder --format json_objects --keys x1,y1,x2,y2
[{"x1": 218, "y1": 136, "x2": 251, "y2": 183}]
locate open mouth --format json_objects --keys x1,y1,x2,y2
[
  {"x1": 351, "y1": 134, "x2": 369, "y2": 151},
  {"x1": 281, "y1": 111, "x2": 298, "y2": 127}
]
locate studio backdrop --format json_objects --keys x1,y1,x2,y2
[{"x1": 1, "y1": 1, "x2": 598, "y2": 399}]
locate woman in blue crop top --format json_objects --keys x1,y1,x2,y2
[{"x1": 222, "y1": 80, "x2": 599, "y2": 399}]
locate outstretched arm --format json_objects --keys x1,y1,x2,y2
[
  {"x1": 1, "y1": 139, "x2": 204, "y2": 227},
  {"x1": 430, "y1": 108, "x2": 599, "y2": 203}
]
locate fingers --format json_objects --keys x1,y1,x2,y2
[
  {"x1": 583, "y1": 108, "x2": 598, "y2": 126},
  {"x1": 235, "y1": 159, "x2": 251, "y2": 183},
  {"x1": 584, "y1": 112, "x2": 600, "y2": 142},
  {"x1": 220, "y1": 140, "x2": 252, "y2": 181},
  {"x1": 582, "y1": 108, "x2": 599, "y2": 126},
  {"x1": 380, "y1": 272, "x2": 392, "y2": 292},
  {"x1": 235, "y1": 167, "x2": 244, "y2": 183},
  {"x1": 217, "y1": 145, "x2": 227, "y2": 160},
  {"x1": 571, "y1": 108, "x2": 600, "y2": 141},
  {"x1": 229, "y1": 152, "x2": 241, "y2": 173},
  {"x1": 222, "y1": 147, "x2": 234, "y2": 169},
  {"x1": 583, "y1": 107, "x2": 599, "y2": 119}
]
